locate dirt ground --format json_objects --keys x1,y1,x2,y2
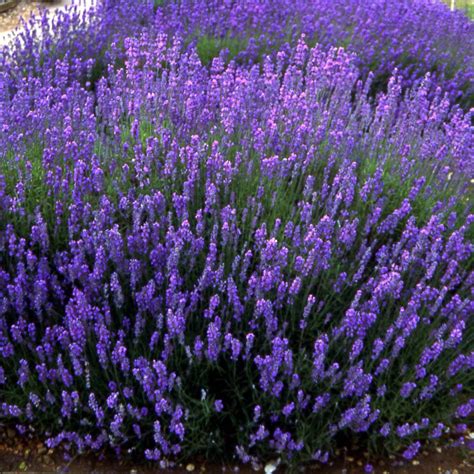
[
  {"x1": 0, "y1": 1, "x2": 42, "y2": 33},
  {"x1": 0, "y1": 0, "x2": 70, "y2": 34},
  {"x1": 0, "y1": 427, "x2": 472, "y2": 474}
]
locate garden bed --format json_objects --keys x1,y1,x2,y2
[
  {"x1": 0, "y1": 0, "x2": 69, "y2": 33},
  {"x1": 0, "y1": 1, "x2": 472, "y2": 472},
  {"x1": 0, "y1": 0, "x2": 18, "y2": 14},
  {"x1": 0, "y1": 428, "x2": 472, "y2": 473},
  {"x1": 0, "y1": 0, "x2": 38, "y2": 32}
]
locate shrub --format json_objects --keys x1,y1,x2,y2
[
  {"x1": 148, "y1": 0, "x2": 474, "y2": 105},
  {"x1": 0, "y1": 34, "x2": 472, "y2": 467},
  {"x1": 1, "y1": 1, "x2": 473, "y2": 107}
]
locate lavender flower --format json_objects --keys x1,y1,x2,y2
[{"x1": 0, "y1": 3, "x2": 472, "y2": 468}]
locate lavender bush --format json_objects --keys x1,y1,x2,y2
[
  {"x1": 1, "y1": 0, "x2": 473, "y2": 106},
  {"x1": 0, "y1": 0, "x2": 473, "y2": 469},
  {"x1": 154, "y1": 0, "x2": 474, "y2": 104}
]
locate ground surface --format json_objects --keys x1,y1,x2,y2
[
  {"x1": 0, "y1": 0, "x2": 73, "y2": 41},
  {"x1": 0, "y1": 428, "x2": 472, "y2": 474},
  {"x1": 0, "y1": 0, "x2": 42, "y2": 32}
]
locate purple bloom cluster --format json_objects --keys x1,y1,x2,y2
[
  {"x1": 154, "y1": 0, "x2": 474, "y2": 103},
  {"x1": 0, "y1": 0, "x2": 473, "y2": 467},
  {"x1": 1, "y1": 0, "x2": 473, "y2": 105}
]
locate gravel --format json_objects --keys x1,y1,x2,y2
[{"x1": 0, "y1": 0, "x2": 42, "y2": 33}]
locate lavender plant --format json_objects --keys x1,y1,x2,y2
[
  {"x1": 0, "y1": 28, "x2": 472, "y2": 466},
  {"x1": 156, "y1": 0, "x2": 474, "y2": 103},
  {"x1": 1, "y1": 0, "x2": 473, "y2": 107}
]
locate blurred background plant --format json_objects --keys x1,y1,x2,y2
[{"x1": 444, "y1": 0, "x2": 474, "y2": 18}]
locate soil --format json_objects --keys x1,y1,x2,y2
[
  {"x1": 0, "y1": 1, "x2": 40, "y2": 33},
  {"x1": 0, "y1": 0, "x2": 65, "y2": 33},
  {"x1": 0, "y1": 427, "x2": 472, "y2": 474}
]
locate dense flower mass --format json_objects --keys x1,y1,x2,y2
[
  {"x1": 2, "y1": 0, "x2": 473, "y2": 106},
  {"x1": 0, "y1": 0, "x2": 473, "y2": 468}
]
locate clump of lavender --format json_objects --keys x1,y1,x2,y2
[
  {"x1": 0, "y1": 30, "x2": 472, "y2": 465},
  {"x1": 1, "y1": 0, "x2": 473, "y2": 106},
  {"x1": 156, "y1": 0, "x2": 474, "y2": 104}
]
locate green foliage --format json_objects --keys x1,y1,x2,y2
[{"x1": 196, "y1": 35, "x2": 249, "y2": 65}]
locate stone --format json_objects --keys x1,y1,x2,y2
[{"x1": 264, "y1": 460, "x2": 279, "y2": 474}]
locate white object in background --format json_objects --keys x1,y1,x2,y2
[
  {"x1": 451, "y1": 0, "x2": 456, "y2": 11},
  {"x1": 264, "y1": 459, "x2": 281, "y2": 474}
]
